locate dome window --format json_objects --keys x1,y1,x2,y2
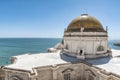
[{"x1": 97, "y1": 45, "x2": 104, "y2": 51}]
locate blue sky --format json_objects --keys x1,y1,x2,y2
[{"x1": 0, "y1": 0, "x2": 120, "y2": 39}]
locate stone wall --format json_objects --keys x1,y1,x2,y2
[
  {"x1": 3, "y1": 61, "x2": 120, "y2": 80},
  {"x1": 35, "y1": 66, "x2": 53, "y2": 80},
  {"x1": 0, "y1": 67, "x2": 4, "y2": 80},
  {"x1": 63, "y1": 31, "x2": 108, "y2": 59},
  {"x1": 34, "y1": 61, "x2": 120, "y2": 80},
  {"x1": 82, "y1": 62, "x2": 120, "y2": 80},
  {"x1": 4, "y1": 69, "x2": 30, "y2": 80},
  {"x1": 55, "y1": 63, "x2": 83, "y2": 80},
  {"x1": 63, "y1": 36, "x2": 108, "y2": 59},
  {"x1": 35, "y1": 62, "x2": 84, "y2": 80}
]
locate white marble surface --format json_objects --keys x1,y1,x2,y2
[
  {"x1": 5, "y1": 51, "x2": 77, "y2": 72},
  {"x1": 87, "y1": 49, "x2": 120, "y2": 75},
  {"x1": 5, "y1": 49, "x2": 120, "y2": 75}
]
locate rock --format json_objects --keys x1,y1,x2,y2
[{"x1": 114, "y1": 42, "x2": 120, "y2": 46}]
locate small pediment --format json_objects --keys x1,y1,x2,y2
[
  {"x1": 11, "y1": 75, "x2": 23, "y2": 80},
  {"x1": 62, "y1": 68, "x2": 74, "y2": 73}
]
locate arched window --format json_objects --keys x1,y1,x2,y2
[
  {"x1": 62, "y1": 68, "x2": 73, "y2": 80},
  {"x1": 97, "y1": 45, "x2": 104, "y2": 51},
  {"x1": 11, "y1": 76, "x2": 22, "y2": 80},
  {"x1": 64, "y1": 73, "x2": 71, "y2": 80}
]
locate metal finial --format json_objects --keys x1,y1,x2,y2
[{"x1": 106, "y1": 26, "x2": 108, "y2": 32}]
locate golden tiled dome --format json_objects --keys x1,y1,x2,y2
[{"x1": 67, "y1": 14, "x2": 105, "y2": 32}]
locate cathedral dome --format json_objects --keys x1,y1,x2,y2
[{"x1": 67, "y1": 14, "x2": 105, "y2": 32}]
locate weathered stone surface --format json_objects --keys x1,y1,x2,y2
[
  {"x1": 4, "y1": 62, "x2": 120, "y2": 80},
  {"x1": 0, "y1": 67, "x2": 4, "y2": 80}
]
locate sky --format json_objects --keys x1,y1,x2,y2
[{"x1": 0, "y1": 0, "x2": 120, "y2": 39}]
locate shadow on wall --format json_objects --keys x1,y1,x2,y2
[
  {"x1": 60, "y1": 53, "x2": 80, "y2": 62},
  {"x1": 86, "y1": 57, "x2": 111, "y2": 65},
  {"x1": 60, "y1": 53, "x2": 111, "y2": 65}
]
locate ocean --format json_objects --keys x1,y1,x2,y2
[
  {"x1": 0, "y1": 38, "x2": 120, "y2": 65},
  {"x1": 0, "y1": 38, "x2": 61, "y2": 65}
]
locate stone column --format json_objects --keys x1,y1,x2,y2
[{"x1": 51, "y1": 66, "x2": 59, "y2": 80}]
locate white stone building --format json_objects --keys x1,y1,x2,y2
[
  {"x1": 2, "y1": 14, "x2": 120, "y2": 80},
  {"x1": 62, "y1": 14, "x2": 109, "y2": 59}
]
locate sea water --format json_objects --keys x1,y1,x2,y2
[
  {"x1": 0, "y1": 38, "x2": 120, "y2": 65},
  {"x1": 108, "y1": 40, "x2": 120, "y2": 50},
  {"x1": 0, "y1": 38, "x2": 61, "y2": 65}
]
